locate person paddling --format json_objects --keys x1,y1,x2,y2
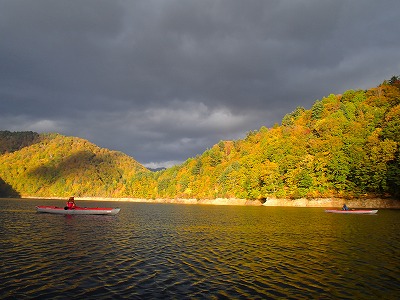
[
  {"x1": 66, "y1": 197, "x2": 76, "y2": 209},
  {"x1": 342, "y1": 203, "x2": 349, "y2": 211}
]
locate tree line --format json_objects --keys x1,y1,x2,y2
[
  {"x1": 131, "y1": 77, "x2": 400, "y2": 200},
  {"x1": 0, "y1": 77, "x2": 399, "y2": 200}
]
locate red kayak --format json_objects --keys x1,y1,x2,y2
[
  {"x1": 36, "y1": 205, "x2": 120, "y2": 215},
  {"x1": 325, "y1": 209, "x2": 378, "y2": 214}
]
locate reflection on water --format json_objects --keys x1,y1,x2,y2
[{"x1": 1, "y1": 199, "x2": 399, "y2": 299}]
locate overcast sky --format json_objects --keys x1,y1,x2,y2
[{"x1": 1, "y1": 0, "x2": 399, "y2": 168}]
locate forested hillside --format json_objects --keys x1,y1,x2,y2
[
  {"x1": 0, "y1": 133, "x2": 148, "y2": 197},
  {"x1": 131, "y1": 78, "x2": 399, "y2": 200},
  {"x1": 1, "y1": 78, "x2": 399, "y2": 200},
  {"x1": 0, "y1": 131, "x2": 40, "y2": 154}
]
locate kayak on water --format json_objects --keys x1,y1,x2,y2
[
  {"x1": 36, "y1": 196, "x2": 120, "y2": 215},
  {"x1": 325, "y1": 209, "x2": 378, "y2": 214},
  {"x1": 36, "y1": 205, "x2": 121, "y2": 215}
]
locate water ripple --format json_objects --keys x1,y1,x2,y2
[{"x1": 1, "y1": 200, "x2": 400, "y2": 299}]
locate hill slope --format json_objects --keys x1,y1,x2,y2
[
  {"x1": 0, "y1": 133, "x2": 149, "y2": 197},
  {"x1": 0, "y1": 131, "x2": 40, "y2": 154},
  {"x1": 1, "y1": 78, "x2": 399, "y2": 200},
  {"x1": 145, "y1": 79, "x2": 399, "y2": 200}
]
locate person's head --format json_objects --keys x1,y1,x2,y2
[{"x1": 69, "y1": 197, "x2": 74, "y2": 201}]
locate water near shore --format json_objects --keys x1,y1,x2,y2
[
  {"x1": 26, "y1": 196, "x2": 400, "y2": 208},
  {"x1": 1, "y1": 198, "x2": 399, "y2": 299}
]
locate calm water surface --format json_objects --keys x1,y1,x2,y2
[{"x1": 1, "y1": 199, "x2": 399, "y2": 299}]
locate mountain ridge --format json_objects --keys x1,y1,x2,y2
[{"x1": 1, "y1": 77, "x2": 399, "y2": 200}]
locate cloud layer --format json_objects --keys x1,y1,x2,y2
[{"x1": 1, "y1": 0, "x2": 399, "y2": 167}]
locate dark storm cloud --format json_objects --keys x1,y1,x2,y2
[{"x1": 1, "y1": 0, "x2": 399, "y2": 167}]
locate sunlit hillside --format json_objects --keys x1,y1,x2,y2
[
  {"x1": 147, "y1": 77, "x2": 400, "y2": 200},
  {"x1": 0, "y1": 133, "x2": 149, "y2": 197},
  {"x1": 1, "y1": 78, "x2": 399, "y2": 200}
]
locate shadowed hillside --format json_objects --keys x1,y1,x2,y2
[
  {"x1": 0, "y1": 177, "x2": 20, "y2": 198},
  {"x1": 0, "y1": 131, "x2": 40, "y2": 154}
]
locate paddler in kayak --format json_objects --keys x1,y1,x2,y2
[
  {"x1": 66, "y1": 197, "x2": 77, "y2": 209},
  {"x1": 342, "y1": 203, "x2": 349, "y2": 211}
]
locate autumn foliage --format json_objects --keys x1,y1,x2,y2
[
  {"x1": 1, "y1": 78, "x2": 399, "y2": 200},
  {"x1": 0, "y1": 133, "x2": 147, "y2": 197},
  {"x1": 142, "y1": 78, "x2": 400, "y2": 200}
]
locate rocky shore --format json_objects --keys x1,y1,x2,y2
[{"x1": 26, "y1": 196, "x2": 400, "y2": 208}]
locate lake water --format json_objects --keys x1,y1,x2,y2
[{"x1": 1, "y1": 199, "x2": 399, "y2": 299}]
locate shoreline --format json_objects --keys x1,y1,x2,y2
[
  {"x1": 21, "y1": 196, "x2": 400, "y2": 208},
  {"x1": 261, "y1": 197, "x2": 400, "y2": 209}
]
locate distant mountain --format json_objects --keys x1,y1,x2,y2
[
  {"x1": 148, "y1": 167, "x2": 167, "y2": 172},
  {"x1": 0, "y1": 133, "x2": 149, "y2": 198}
]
